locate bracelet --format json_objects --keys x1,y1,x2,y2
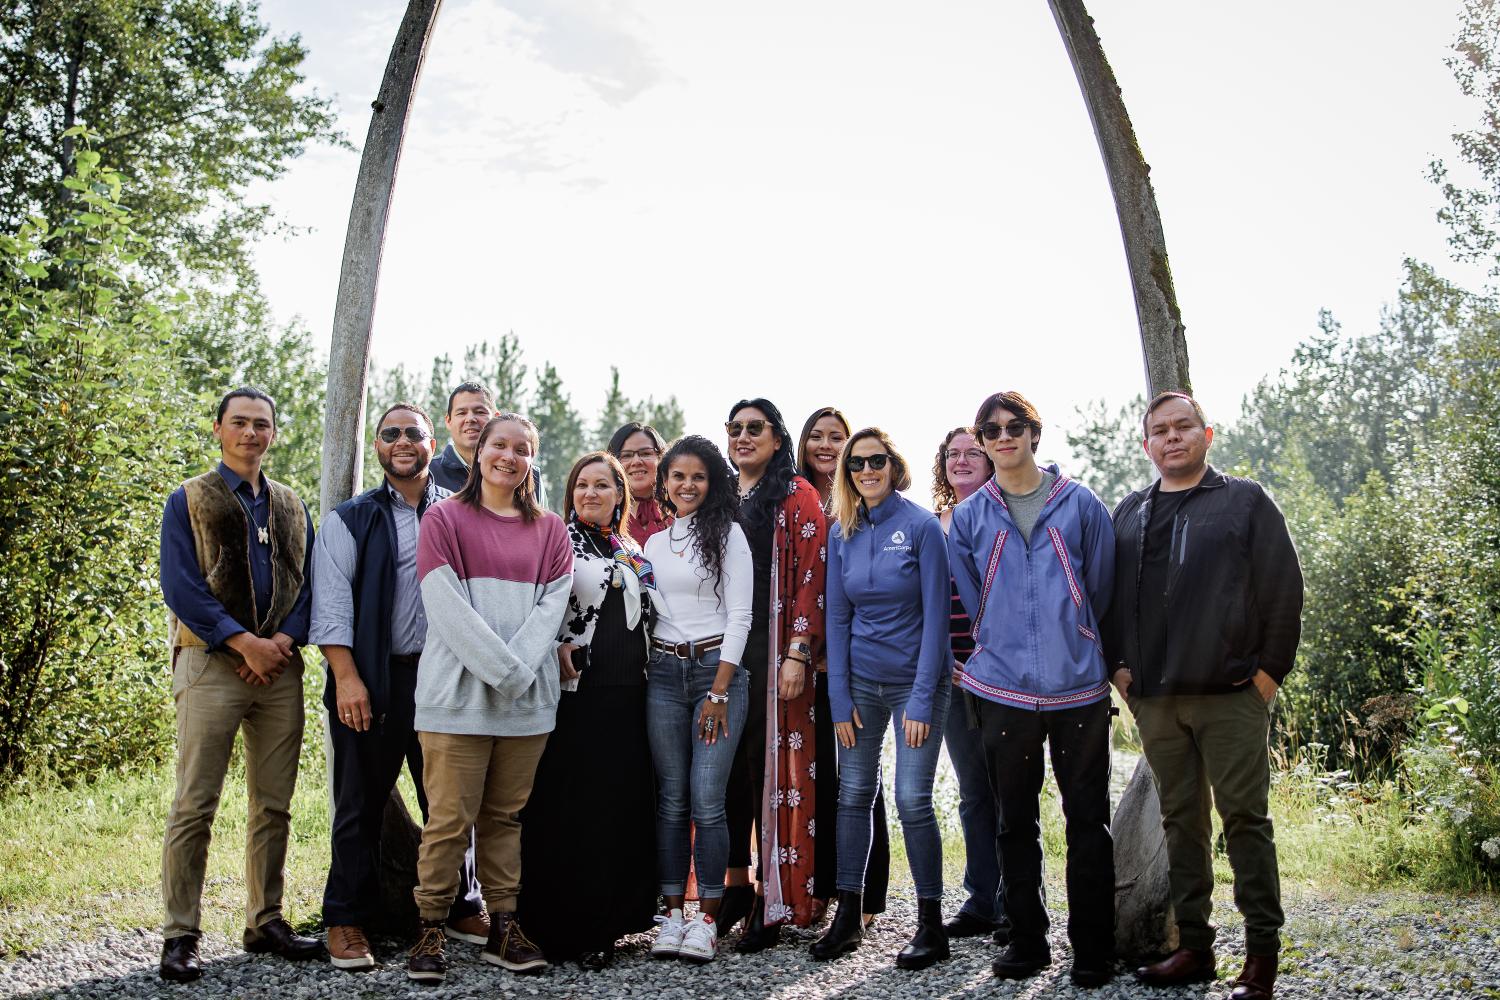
[
  {"x1": 706, "y1": 689, "x2": 729, "y2": 704},
  {"x1": 783, "y1": 655, "x2": 808, "y2": 668}
]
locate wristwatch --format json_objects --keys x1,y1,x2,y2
[{"x1": 789, "y1": 640, "x2": 812, "y2": 659}]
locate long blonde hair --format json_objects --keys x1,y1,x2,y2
[{"x1": 831, "y1": 427, "x2": 912, "y2": 540}]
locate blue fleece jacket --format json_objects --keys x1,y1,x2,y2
[{"x1": 826, "y1": 492, "x2": 952, "y2": 725}]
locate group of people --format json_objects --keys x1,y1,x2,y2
[{"x1": 156, "y1": 380, "x2": 1303, "y2": 1000}]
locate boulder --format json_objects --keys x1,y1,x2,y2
[{"x1": 1113, "y1": 755, "x2": 1177, "y2": 960}]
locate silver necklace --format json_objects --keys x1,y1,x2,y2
[{"x1": 667, "y1": 523, "x2": 693, "y2": 558}]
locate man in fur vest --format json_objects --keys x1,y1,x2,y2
[{"x1": 157, "y1": 387, "x2": 320, "y2": 982}]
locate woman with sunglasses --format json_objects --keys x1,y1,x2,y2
[
  {"x1": 723, "y1": 398, "x2": 827, "y2": 953},
  {"x1": 812, "y1": 428, "x2": 952, "y2": 971},
  {"x1": 796, "y1": 407, "x2": 890, "y2": 932},
  {"x1": 407, "y1": 414, "x2": 573, "y2": 984},
  {"x1": 641, "y1": 435, "x2": 752, "y2": 964},
  {"x1": 931, "y1": 428, "x2": 1010, "y2": 943},
  {"x1": 517, "y1": 451, "x2": 658, "y2": 971},
  {"x1": 607, "y1": 422, "x2": 673, "y2": 545}
]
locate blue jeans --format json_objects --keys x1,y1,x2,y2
[
  {"x1": 943, "y1": 689, "x2": 1006, "y2": 923},
  {"x1": 645, "y1": 648, "x2": 748, "y2": 900},
  {"x1": 836, "y1": 673, "x2": 949, "y2": 900}
]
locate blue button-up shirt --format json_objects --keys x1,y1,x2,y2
[{"x1": 159, "y1": 462, "x2": 315, "y2": 649}]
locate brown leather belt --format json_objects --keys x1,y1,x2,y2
[
  {"x1": 390, "y1": 653, "x2": 420, "y2": 668},
  {"x1": 651, "y1": 634, "x2": 724, "y2": 660}
]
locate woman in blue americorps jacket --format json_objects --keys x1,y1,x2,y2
[
  {"x1": 810, "y1": 427, "x2": 953, "y2": 972},
  {"x1": 945, "y1": 390, "x2": 1117, "y2": 990}
]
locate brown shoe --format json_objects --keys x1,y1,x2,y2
[
  {"x1": 407, "y1": 920, "x2": 448, "y2": 983},
  {"x1": 1230, "y1": 952, "x2": 1278, "y2": 1000},
  {"x1": 159, "y1": 935, "x2": 202, "y2": 982},
  {"x1": 480, "y1": 911, "x2": 547, "y2": 974},
  {"x1": 327, "y1": 925, "x2": 375, "y2": 970},
  {"x1": 1135, "y1": 946, "x2": 1217, "y2": 986},
  {"x1": 444, "y1": 906, "x2": 491, "y2": 946},
  {"x1": 244, "y1": 917, "x2": 324, "y2": 961}
]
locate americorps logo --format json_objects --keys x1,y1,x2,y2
[{"x1": 890, "y1": 530, "x2": 906, "y2": 545}]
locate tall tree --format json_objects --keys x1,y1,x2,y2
[
  {"x1": 1065, "y1": 395, "x2": 1151, "y2": 507},
  {"x1": 529, "y1": 362, "x2": 585, "y2": 512},
  {"x1": 464, "y1": 332, "x2": 528, "y2": 412},
  {"x1": 594, "y1": 366, "x2": 631, "y2": 448},
  {"x1": 1432, "y1": 0, "x2": 1500, "y2": 277},
  {"x1": 0, "y1": 0, "x2": 343, "y2": 287}
]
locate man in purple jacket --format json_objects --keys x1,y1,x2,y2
[{"x1": 948, "y1": 391, "x2": 1116, "y2": 989}]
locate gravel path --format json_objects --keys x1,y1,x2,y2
[{"x1": 3, "y1": 890, "x2": 1496, "y2": 999}]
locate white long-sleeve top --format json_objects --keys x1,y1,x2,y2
[{"x1": 644, "y1": 512, "x2": 754, "y2": 667}]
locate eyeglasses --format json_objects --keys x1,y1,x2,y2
[
  {"x1": 846, "y1": 454, "x2": 890, "y2": 472},
  {"x1": 618, "y1": 448, "x2": 660, "y2": 461},
  {"x1": 979, "y1": 420, "x2": 1031, "y2": 441},
  {"x1": 726, "y1": 420, "x2": 768, "y2": 438},
  {"x1": 378, "y1": 426, "x2": 432, "y2": 443},
  {"x1": 944, "y1": 449, "x2": 987, "y2": 462}
]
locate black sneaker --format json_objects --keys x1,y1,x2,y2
[
  {"x1": 990, "y1": 918, "x2": 1012, "y2": 946},
  {"x1": 407, "y1": 921, "x2": 448, "y2": 984},
  {"x1": 992, "y1": 943, "x2": 1051, "y2": 980},
  {"x1": 1071, "y1": 955, "x2": 1115, "y2": 988}
]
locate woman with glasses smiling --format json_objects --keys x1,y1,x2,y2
[
  {"x1": 607, "y1": 422, "x2": 673, "y2": 545},
  {"x1": 722, "y1": 398, "x2": 827, "y2": 954},
  {"x1": 812, "y1": 428, "x2": 952, "y2": 971}
]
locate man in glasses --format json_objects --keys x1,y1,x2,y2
[
  {"x1": 159, "y1": 387, "x2": 320, "y2": 981},
  {"x1": 311, "y1": 402, "x2": 487, "y2": 970},
  {"x1": 947, "y1": 391, "x2": 1117, "y2": 988},
  {"x1": 1104, "y1": 392, "x2": 1302, "y2": 1000},
  {"x1": 432, "y1": 379, "x2": 546, "y2": 505}
]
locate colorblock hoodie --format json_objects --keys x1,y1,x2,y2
[
  {"x1": 947, "y1": 466, "x2": 1115, "y2": 711},
  {"x1": 415, "y1": 498, "x2": 573, "y2": 736}
]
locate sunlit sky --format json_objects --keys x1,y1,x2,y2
[{"x1": 250, "y1": 0, "x2": 1486, "y2": 497}]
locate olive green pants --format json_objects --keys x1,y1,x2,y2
[
  {"x1": 161, "y1": 645, "x2": 305, "y2": 939},
  {"x1": 1133, "y1": 686, "x2": 1284, "y2": 956}
]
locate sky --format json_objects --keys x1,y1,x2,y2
[{"x1": 249, "y1": 0, "x2": 1488, "y2": 496}]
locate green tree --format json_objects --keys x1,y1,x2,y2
[
  {"x1": 463, "y1": 332, "x2": 528, "y2": 413},
  {"x1": 594, "y1": 366, "x2": 631, "y2": 448},
  {"x1": 530, "y1": 362, "x2": 585, "y2": 512},
  {"x1": 0, "y1": 0, "x2": 342, "y2": 286},
  {"x1": 1065, "y1": 394, "x2": 1150, "y2": 507},
  {"x1": 0, "y1": 142, "x2": 196, "y2": 782},
  {"x1": 1432, "y1": 0, "x2": 1500, "y2": 276}
]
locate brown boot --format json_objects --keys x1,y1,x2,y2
[
  {"x1": 327, "y1": 925, "x2": 375, "y2": 970},
  {"x1": 444, "y1": 905, "x2": 491, "y2": 945},
  {"x1": 1230, "y1": 952, "x2": 1278, "y2": 1000},
  {"x1": 480, "y1": 911, "x2": 547, "y2": 974},
  {"x1": 1135, "y1": 947, "x2": 1217, "y2": 986}
]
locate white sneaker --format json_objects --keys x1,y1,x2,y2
[
  {"x1": 677, "y1": 913, "x2": 718, "y2": 964},
  {"x1": 652, "y1": 909, "x2": 686, "y2": 959}
]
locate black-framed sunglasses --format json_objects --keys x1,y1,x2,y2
[
  {"x1": 846, "y1": 453, "x2": 890, "y2": 472},
  {"x1": 726, "y1": 419, "x2": 768, "y2": 438},
  {"x1": 979, "y1": 420, "x2": 1031, "y2": 442},
  {"x1": 378, "y1": 426, "x2": 433, "y2": 444}
]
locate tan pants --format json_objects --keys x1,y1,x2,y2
[
  {"x1": 415, "y1": 731, "x2": 548, "y2": 920},
  {"x1": 161, "y1": 645, "x2": 304, "y2": 938}
]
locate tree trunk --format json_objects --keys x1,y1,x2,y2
[
  {"x1": 1047, "y1": 0, "x2": 1191, "y2": 396},
  {"x1": 1112, "y1": 755, "x2": 1177, "y2": 959},
  {"x1": 320, "y1": 0, "x2": 444, "y2": 929}
]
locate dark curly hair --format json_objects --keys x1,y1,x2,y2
[
  {"x1": 932, "y1": 426, "x2": 993, "y2": 512},
  {"x1": 657, "y1": 435, "x2": 738, "y2": 605},
  {"x1": 727, "y1": 397, "x2": 798, "y2": 531}
]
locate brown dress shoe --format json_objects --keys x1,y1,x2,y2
[
  {"x1": 327, "y1": 925, "x2": 375, "y2": 970},
  {"x1": 444, "y1": 907, "x2": 491, "y2": 945},
  {"x1": 481, "y1": 911, "x2": 547, "y2": 974},
  {"x1": 1230, "y1": 952, "x2": 1278, "y2": 1000},
  {"x1": 1135, "y1": 946, "x2": 1217, "y2": 986},
  {"x1": 244, "y1": 917, "x2": 324, "y2": 961},
  {"x1": 160, "y1": 935, "x2": 202, "y2": 982}
]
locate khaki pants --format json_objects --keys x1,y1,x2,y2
[
  {"x1": 415, "y1": 731, "x2": 548, "y2": 920},
  {"x1": 1134, "y1": 686, "x2": 1284, "y2": 955},
  {"x1": 161, "y1": 645, "x2": 304, "y2": 938}
]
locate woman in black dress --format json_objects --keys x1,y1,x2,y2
[{"x1": 518, "y1": 452, "x2": 657, "y2": 969}]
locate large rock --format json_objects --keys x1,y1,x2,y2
[
  {"x1": 1113, "y1": 755, "x2": 1177, "y2": 960},
  {"x1": 374, "y1": 790, "x2": 423, "y2": 935}
]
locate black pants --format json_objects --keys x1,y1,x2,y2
[
  {"x1": 323, "y1": 659, "x2": 483, "y2": 927},
  {"x1": 977, "y1": 697, "x2": 1114, "y2": 960},
  {"x1": 726, "y1": 635, "x2": 768, "y2": 876}
]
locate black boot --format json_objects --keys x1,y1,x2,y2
[
  {"x1": 895, "y1": 897, "x2": 950, "y2": 970},
  {"x1": 716, "y1": 884, "x2": 755, "y2": 934},
  {"x1": 810, "y1": 890, "x2": 863, "y2": 960},
  {"x1": 734, "y1": 893, "x2": 782, "y2": 953}
]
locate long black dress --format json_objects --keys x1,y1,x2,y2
[{"x1": 518, "y1": 584, "x2": 657, "y2": 959}]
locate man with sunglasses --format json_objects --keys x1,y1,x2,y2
[
  {"x1": 1104, "y1": 392, "x2": 1302, "y2": 1000},
  {"x1": 947, "y1": 391, "x2": 1117, "y2": 988},
  {"x1": 311, "y1": 402, "x2": 487, "y2": 969}
]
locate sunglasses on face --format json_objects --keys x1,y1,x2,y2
[
  {"x1": 846, "y1": 454, "x2": 890, "y2": 472},
  {"x1": 378, "y1": 426, "x2": 433, "y2": 444},
  {"x1": 726, "y1": 419, "x2": 768, "y2": 438},
  {"x1": 979, "y1": 420, "x2": 1031, "y2": 441}
]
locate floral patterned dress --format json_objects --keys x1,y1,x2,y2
[{"x1": 760, "y1": 476, "x2": 828, "y2": 926}]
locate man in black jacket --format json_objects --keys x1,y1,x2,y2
[
  {"x1": 431, "y1": 380, "x2": 546, "y2": 505},
  {"x1": 1103, "y1": 392, "x2": 1303, "y2": 1000}
]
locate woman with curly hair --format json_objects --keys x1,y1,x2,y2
[
  {"x1": 642, "y1": 436, "x2": 753, "y2": 964},
  {"x1": 931, "y1": 428, "x2": 1011, "y2": 943},
  {"x1": 722, "y1": 398, "x2": 827, "y2": 953}
]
